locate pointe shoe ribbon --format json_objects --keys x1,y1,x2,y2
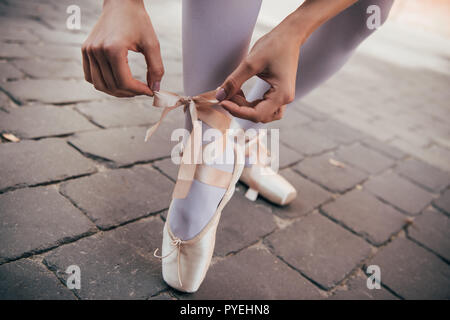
[
  {"x1": 153, "y1": 237, "x2": 184, "y2": 287},
  {"x1": 144, "y1": 90, "x2": 232, "y2": 199}
]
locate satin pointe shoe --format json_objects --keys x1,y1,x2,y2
[
  {"x1": 146, "y1": 90, "x2": 245, "y2": 293},
  {"x1": 239, "y1": 132, "x2": 297, "y2": 206}
]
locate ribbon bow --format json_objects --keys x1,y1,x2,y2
[{"x1": 144, "y1": 90, "x2": 232, "y2": 199}]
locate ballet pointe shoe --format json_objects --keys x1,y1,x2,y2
[
  {"x1": 239, "y1": 133, "x2": 297, "y2": 206},
  {"x1": 147, "y1": 90, "x2": 245, "y2": 293}
]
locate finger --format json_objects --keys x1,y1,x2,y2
[
  {"x1": 87, "y1": 47, "x2": 133, "y2": 97},
  {"x1": 219, "y1": 100, "x2": 260, "y2": 122},
  {"x1": 141, "y1": 41, "x2": 164, "y2": 92},
  {"x1": 81, "y1": 45, "x2": 92, "y2": 83},
  {"x1": 216, "y1": 60, "x2": 259, "y2": 101},
  {"x1": 87, "y1": 46, "x2": 108, "y2": 93},
  {"x1": 272, "y1": 105, "x2": 286, "y2": 121},
  {"x1": 94, "y1": 46, "x2": 135, "y2": 97},
  {"x1": 104, "y1": 44, "x2": 154, "y2": 96},
  {"x1": 91, "y1": 46, "x2": 118, "y2": 91}
]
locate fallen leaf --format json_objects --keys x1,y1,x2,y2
[
  {"x1": 2, "y1": 133, "x2": 20, "y2": 142},
  {"x1": 329, "y1": 158, "x2": 346, "y2": 168}
]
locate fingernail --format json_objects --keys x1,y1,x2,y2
[
  {"x1": 215, "y1": 87, "x2": 226, "y2": 101},
  {"x1": 152, "y1": 81, "x2": 160, "y2": 92}
]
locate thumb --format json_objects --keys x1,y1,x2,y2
[
  {"x1": 141, "y1": 41, "x2": 165, "y2": 92},
  {"x1": 216, "y1": 60, "x2": 257, "y2": 101}
]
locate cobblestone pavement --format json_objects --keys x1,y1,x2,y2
[{"x1": 1, "y1": 0, "x2": 449, "y2": 300}]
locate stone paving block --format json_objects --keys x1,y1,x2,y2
[
  {"x1": 152, "y1": 158, "x2": 178, "y2": 182},
  {"x1": 407, "y1": 208, "x2": 450, "y2": 261},
  {"x1": 396, "y1": 158, "x2": 450, "y2": 192},
  {"x1": 295, "y1": 152, "x2": 368, "y2": 193},
  {"x1": 0, "y1": 27, "x2": 38, "y2": 42},
  {"x1": 307, "y1": 119, "x2": 364, "y2": 144},
  {"x1": 278, "y1": 143, "x2": 304, "y2": 168},
  {"x1": 329, "y1": 272, "x2": 398, "y2": 300},
  {"x1": 0, "y1": 105, "x2": 97, "y2": 139},
  {"x1": 11, "y1": 59, "x2": 84, "y2": 79},
  {"x1": 31, "y1": 29, "x2": 86, "y2": 45},
  {"x1": 75, "y1": 99, "x2": 161, "y2": 128},
  {"x1": 361, "y1": 137, "x2": 406, "y2": 160},
  {"x1": 180, "y1": 247, "x2": 322, "y2": 299},
  {"x1": 322, "y1": 189, "x2": 406, "y2": 245},
  {"x1": 266, "y1": 213, "x2": 372, "y2": 289},
  {"x1": 60, "y1": 167, "x2": 173, "y2": 230},
  {"x1": 215, "y1": 188, "x2": 276, "y2": 256},
  {"x1": 0, "y1": 138, "x2": 97, "y2": 192},
  {"x1": 272, "y1": 169, "x2": 332, "y2": 219},
  {"x1": 107, "y1": 216, "x2": 165, "y2": 259},
  {"x1": 267, "y1": 109, "x2": 311, "y2": 130},
  {"x1": 369, "y1": 237, "x2": 450, "y2": 299},
  {"x1": 0, "y1": 43, "x2": 33, "y2": 58},
  {"x1": 68, "y1": 126, "x2": 175, "y2": 167},
  {"x1": 364, "y1": 172, "x2": 434, "y2": 215},
  {"x1": 0, "y1": 186, "x2": 96, "y2": 264},
  {"x1": 281, "y1": 127, "x2": 338, "y2": 156},
  {"x1": 335, "y1": 143, "x2": 395, "y2": 174},
  {"x1": 0, "y1": 259, "x2": 75, "y2": 300},
  {"x1": 1, "y1": 79, "x2": 106, "y2": 104},
  {"x1": 433, "y1": 189, "x2": 450, "y2": 215},
  {"x1": 0, "y1": 61, "x2": 23, "y2": 80},
  {"x1": 23, "y1": 43, "x2": 82, "y2": 61},
  {"x1": 43, "y1": 224, "x2": 166, "y2": 299}
]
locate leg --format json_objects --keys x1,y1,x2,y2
[
  {"x1": 245, "y1": 0, "x2": 395, "y2": 119},
  {"x1": 169, "y1": 0, "x2": 262, "y2": 240}
]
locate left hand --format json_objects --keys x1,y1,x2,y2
[{"x1": 216, "y1": 20, "x2": 302, "y2": 123}]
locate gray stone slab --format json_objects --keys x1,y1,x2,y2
[
  {"x1": 335, "y1": 143, "x2": 395, "y2": 174},
  {"x1": 361, "y1": 137, "x2": 406, "y2": 160},
  {"x1": 396, "y1": 158, "x2": 450, "y2": 192},
  {"x1": 11, "y1": 59, "x2": 84, "y2": 79},
  {"x1": 2, "y1": 79, "x2": 106, "y2": 104},
  {"x1": 278, "y1": 143, "x2": 304, "y2": 168},
  {"x1": 364, "y1": 172, "x2": 434, "y2": 215},
  {"x1": 31, "y1": 29, "x2": 86, "y2": 45},
  {"x1": 329, "y1": 272, "x2": 398, "y2": 300},
  {"x1": 0, "y1": 138, "x2": 97, "y2": 192},
  {"x1": 0, "y1": 259, "x2": 75, "y2": 300},
  {"x1": 308, "y1": 119, "x2": 364, "y2": 144},
  {"x1": 68, "y1": 126, "x2": 176, "y2": 167},
  {"x1": 266, "y1": 213, "x2": 372, "y2": 289},
  {"x1": 0, "y1": 186, "x2": 96, "y2": 263},
  {"x1": 43, "y1": 219, "x2": 166, "y2": 299},
  {"x1": 0, "y1": 43, "x2": 34, "y2": 58},
  {"x1": 23, "y1": 43, "x2": 82, "y2": 61},
  {"x1": 280, "y1": 127, "x2": 338, "y2": 156},
  {"x1": 369, "y1": 237, "x2": 450, "y2": 299},
  {"x1": 272, "y1": 169, "x2": 332, "y2": 219},
  {"x1": 215, "y1": 187, "x2": 276, "y2": 256},
  {"x1": 407, "y1": 208, "x2": 450, "y2": 262},
  {"x1": 322, "y1": 189, "x2": 406, "y2": 245},
  {"x1": 152, "y1": 158, "x2": 178, "y2": 182},
  {"x1": 0, "y1": 61, "x2": 23, "y2": 81},
  {"x1": 295, "y1": 152, "x2": 368, "y2": 193},
  {"x1": 180, "y1": 247, "x2": 322, "y2": 299},
  {"x1": 433, "y1": 189, "x2": 450, "y2": 215},
  {"x1": 75, "y1": 99, "x2": 161, "y2": 128},
  {"x1": 0, "y1": 105, "x2": 97, "y2": 139},
  {"x1": 60, "y1": 167, "x2": 173, "y2": 230}
]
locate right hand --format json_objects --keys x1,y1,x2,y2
[{"x1": 82, "y1": 0, "x2": 164, "y2": 97}]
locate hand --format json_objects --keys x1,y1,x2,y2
[
  {"x1": 216, "y1": 21, "x2": 302, "y2": 123},
  {"x1": 82, "y1": 0, "x2": 164, "y2": 97},
  {"x1": 217, "y1": 0, "x2": 358, "y2": 123}
]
